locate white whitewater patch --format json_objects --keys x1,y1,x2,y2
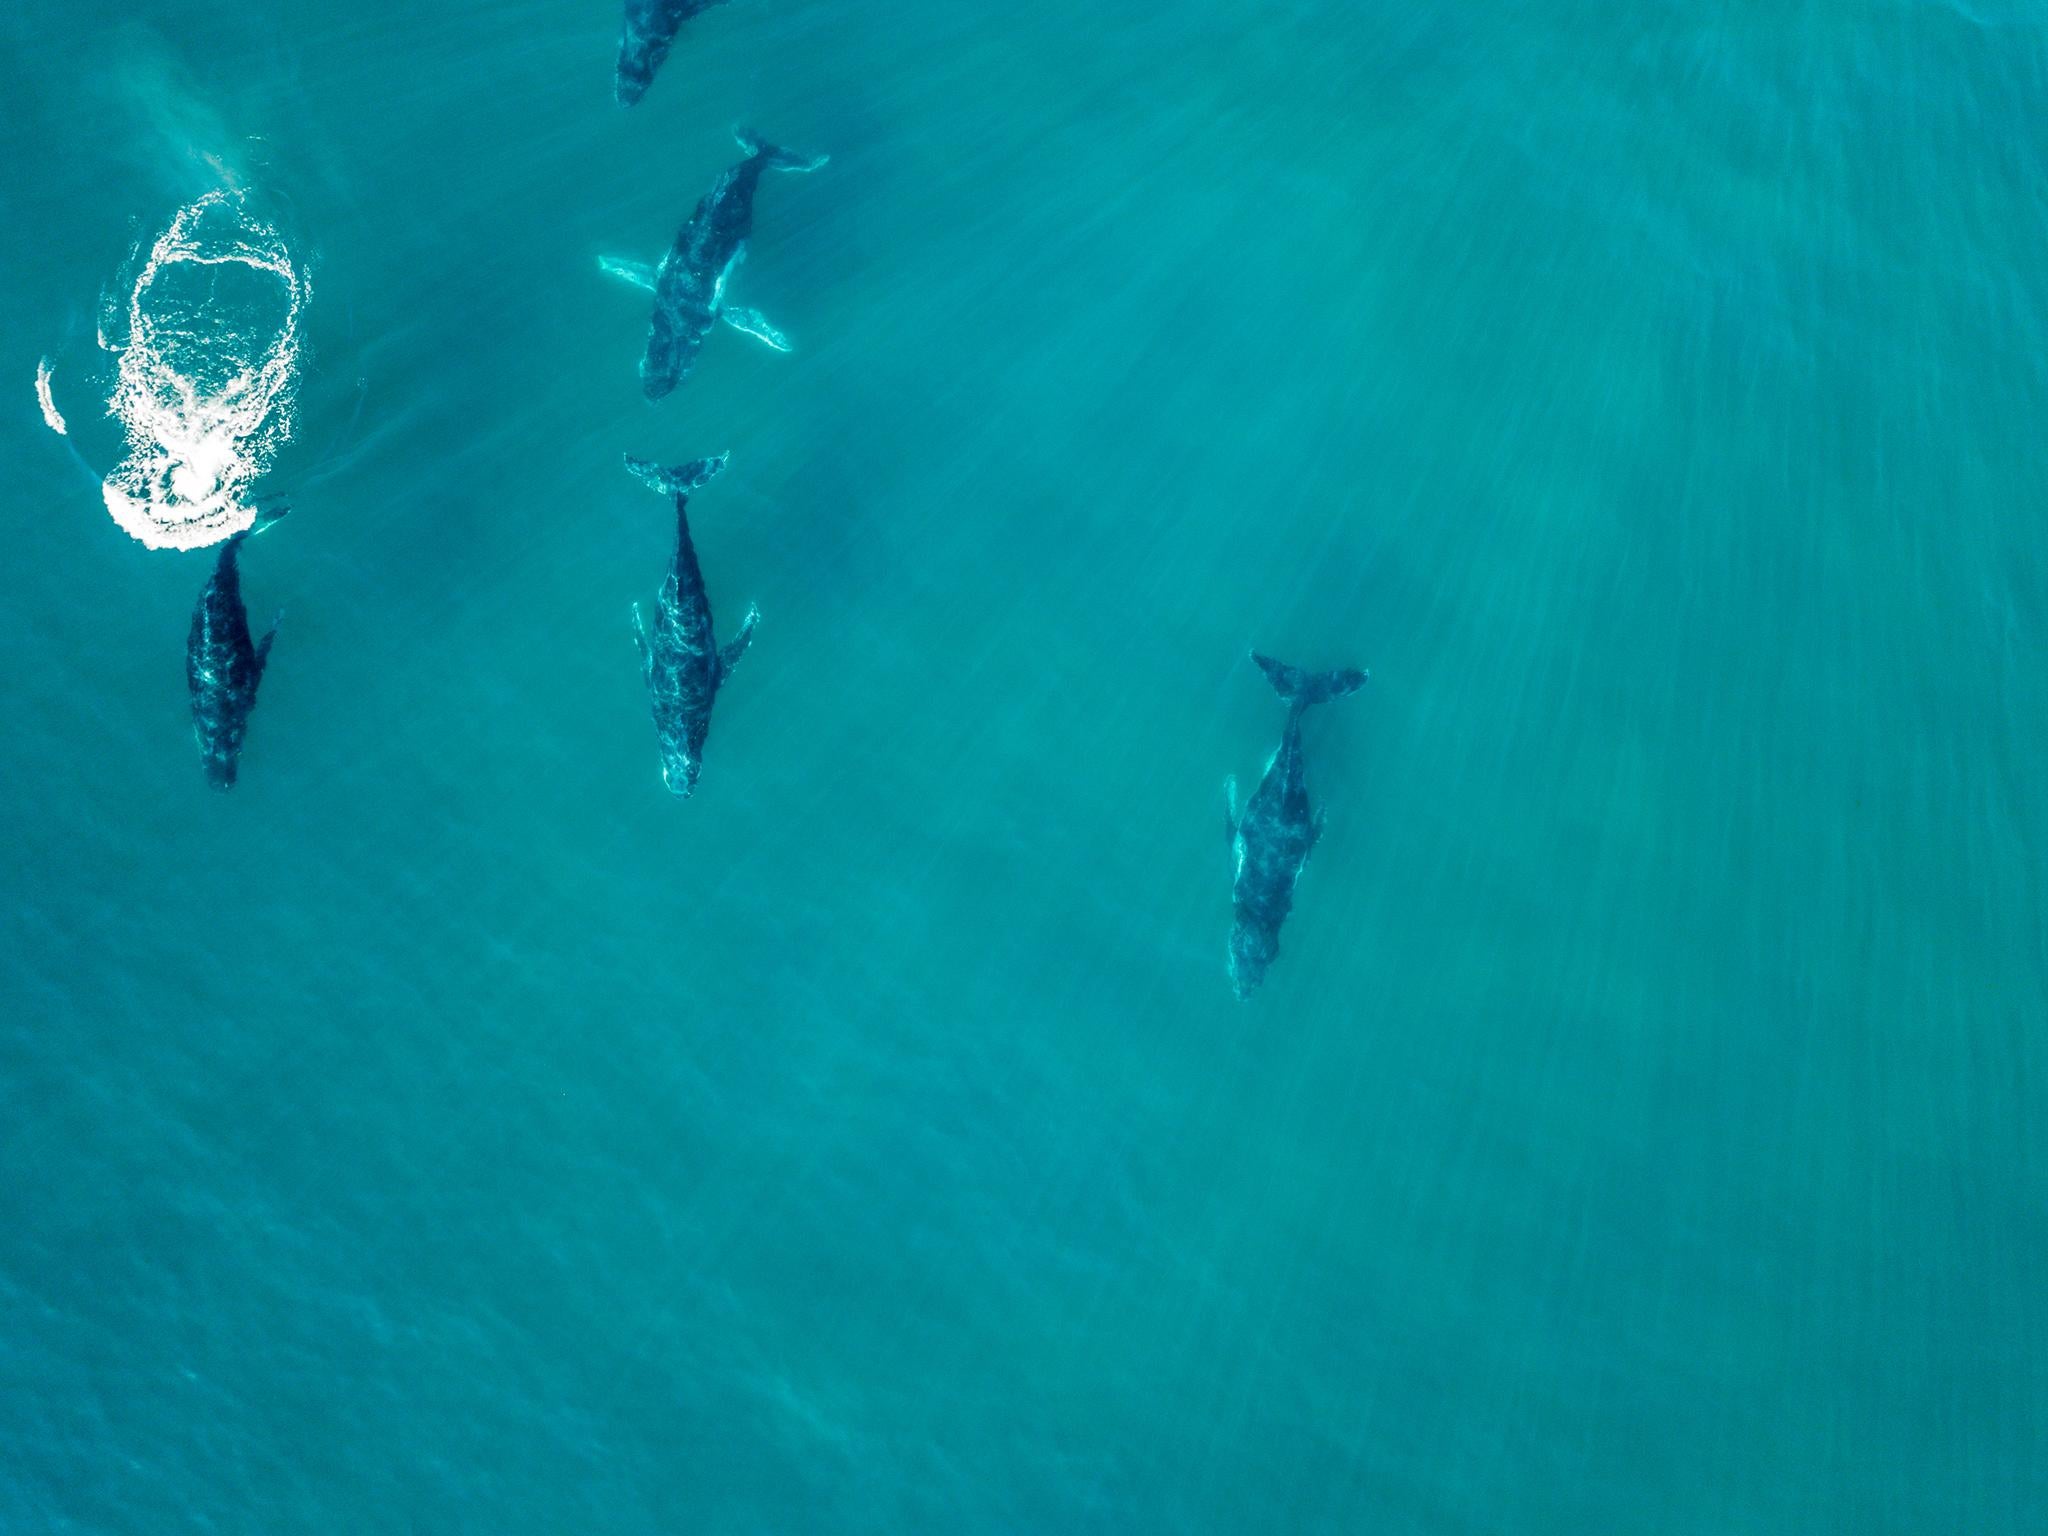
[
  {"x1": 100, "y1": 190, "x2": 308, "y2": 550},
  {"x1": 34, "y1": 357, "x2": 67, "y2": 435}
]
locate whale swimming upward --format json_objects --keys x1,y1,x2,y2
[
  {"x1": 599, "y1": 127, "x2": 827, "y2": 400},
  {"x1": 615, "y1": 0, "x2": 728, "y2": 106},
  {"x1": 186, "y1": 501, "x2": 288, "y2": 790},
  {"x1": 1224, "y1": 651, "x2": 1369, "y2": 998},
  {"x1": 627, "y1": 452, "x2": 758, "y2": 797}
]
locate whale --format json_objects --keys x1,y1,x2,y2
[
  {"x1": 627, "y1": 452, "x2": 758, "y2": 796},
  {"x1": 1223, "y1": 651, "x2": 1368, "y2": 998},
  {"x1": 599, "y1": 127, "x2": 827, "y2": 400},
  {"x1": 186, "y1": 500, "x2": 288, "y2": 790},
  {"x1": 616, "y1": 0, "x2": 728, "y2": 106}
]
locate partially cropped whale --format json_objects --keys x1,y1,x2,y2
[
  {"x1": 186, "y1": 500, "x2": 288, "y2": 789},
  {"x1": 616, "y1": 0, "x2": 728, "y2": 106},
  {"x1": 600, "y1": 127, "x2": 827, "y2": 400},
  {"x1": 1224, "y1": 652, "x2": 1368, "y2": 998},
  {"x1": 627, "y1": 452, "x2": 758, "y2": 796}
]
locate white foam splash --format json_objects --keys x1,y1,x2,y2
[
  {"x1": 35, "y1": 357, "x2": 67, "y2": 435},
  {"x1": 100, "y1": 190, "x2": 308, "y2": 550}
]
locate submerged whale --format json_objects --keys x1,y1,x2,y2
[
  {"x1": 616, "y1": 0, "x2": 727, "y2": 106},
  {"x1": 186, "y1": 501, "x2": 288, "y2": 789},
  {"x1": 599, "y1": 127, "x2": 827, "y2": 400},
  {"x1": 627, "y1": 452, "x2": 758, "y2": 796},
  {"x1": 1224, "y1": 652, "x2": 1368, "y2": 998}
]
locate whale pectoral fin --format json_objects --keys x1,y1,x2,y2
[
  {"x1": 719, "y1": 306, "x2": 792, "y2": 353},
  {"x1": 1223, "y1": 776, "x2": 1240, "y2": 847},
  {"x1": 631, "y1": 602, "x2": 652, "y2": 680},
  {"x1": 716, "y1": 605, "x2": 759, "y2": 684},
  {"x1": 708, "y1": 243, "x2": 747, "y2": 312},
  {"x1": 1308, "y1": 807, "x2": 1327, "y2": 858},
  {"x1": 598, "y1": 255, "x2": 659, "y2": 293},
  {"x1": 254, "y1": 610, "x2": 282, "y2": 679}
]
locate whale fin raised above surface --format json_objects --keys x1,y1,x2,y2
[
  {"x1": 624, "y1": 452, "x2": 729, "y2": 496},
  {"x1": 733, "y1": 126, "x2": 829, "y2": 174},
  {"x1": 716, "y1": 605, "x2": 759, "y2": 682},
  {"x1": 598, "y1": 254, "x2": 659, "y2": 292},
  {"x1": 719, "y1": 306, "x2": 792, "y2": 352}
]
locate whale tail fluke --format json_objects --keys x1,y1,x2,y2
[
  {"x1": 1252, "y1": 652, "x2": 1368, "y2": 710},
  {"x1": 734, "y1": 126, "x2": 828, "y2": 173},
  {"x1": 223, "y1": 497, "x2": 289, "y2": 553},
  {"x1": 624, "y1": 452, "x2": 729, "y2": 497}
]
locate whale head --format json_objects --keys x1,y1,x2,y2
[
  {"x1": 614, "y1": 9, "x2": 665, "y2": 106},
  {"x1": 615, "y1": 60, "x2": 653, "y2": 107},
  {"x1": 1227, "y1": 922, "x2": 1277, "y2": 1000},
  {"x1": 639, "y1": 324, "x2": 704, "y2": 401},
  {"x1": 659, "y1": 746, "x2": 702, "y2": 798},
  {"x1": 194, "y1": 726, "x2": 243, "y2": 791}
]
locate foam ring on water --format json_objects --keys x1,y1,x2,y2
[{"x1": 102, "y1": 190, "x2": 309, "y2": 551}]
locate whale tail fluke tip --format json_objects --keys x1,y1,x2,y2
[
  {"x1": 625, "y1": 452, "x2": 729, "y2": 497},
  {"x1": 1252, "y1": 651, "x2": 1368, "y2": 710},
  {"x1": 228, "y1": 497, "x2": 289, "y2": 547},
  {"x1": 734, "y1": 125, "x2": 828, "y2": 173}
]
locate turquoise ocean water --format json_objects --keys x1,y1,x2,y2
[{"x1": 3, "y1": 2, "x2": 2044, "y2": 1530}]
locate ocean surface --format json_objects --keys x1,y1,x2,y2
[{"x1": 2, "y1": 2, "x2": 2044, "y2": 1531}]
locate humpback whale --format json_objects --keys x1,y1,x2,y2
[
  {"x1": 599, "y1": 127, "x2": 827, "y2": 400},
  {"x1": 186, "y1": 501, "x2": 288, "y2": 789},
  {"x1": 1223, "y1": 652, "x2": 1368, "y2": 998},
  {"x1": 627, "y1": 452, "x2": 758, "y2": 796},
  {"x1": 616, "y1": 0, "x2": 728, "y2": 106}
]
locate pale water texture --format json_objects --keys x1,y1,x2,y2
[{"x1": 1, "y1": 2, "x2": 2044, "y2": 1533}]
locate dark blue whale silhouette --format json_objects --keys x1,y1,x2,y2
[
  {"x1": 615, "y1": 0, "x2": 727, "y2": 107},
  {"x1": 626, "y1": 453, "x2": 757, "y2": 797},
  {"x1": 1224, "y1": 652, "x2": 1368, "y2": 997},
  {"x1": 186, "y1": 502, "x2": 288, "y2": 790},
  {"x1": 599, "y1": 127, "x2": 827, "y2": 400}
]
